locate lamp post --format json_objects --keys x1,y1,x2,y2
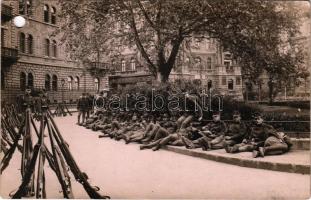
[{"x1": 61, "y1": 79, "x2": 65, "y2": 103}]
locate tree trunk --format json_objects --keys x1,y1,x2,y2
[
  {"x1": 268, "y1": 78, "x2": 274, "y2": 105},
  {"x1": 156, "y1": 69, "x2": 170, "y2": 83}
]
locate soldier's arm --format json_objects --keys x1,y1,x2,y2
[{"x1": 230, "y1": 123, "x2": 247, "y2": 140}]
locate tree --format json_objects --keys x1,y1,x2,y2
[{"x1": 58, "y1": 0, "x2": 303, "y2": 83}]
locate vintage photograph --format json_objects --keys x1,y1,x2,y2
[{"x1": 0, "y1": 0, "x2": 310, "y2": 199}]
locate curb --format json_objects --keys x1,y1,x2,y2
[{"x1": 163, "y1": 146, "x2": 310, "y2": 174}]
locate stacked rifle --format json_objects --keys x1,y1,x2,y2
[
  {"x1": 53, "y1": 101, "x2": 72, "y2": 117},
  {"x1": 1, "y1": 103, "x2": 110, "y2": 199}
]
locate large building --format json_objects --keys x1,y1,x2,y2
[
  {"x1": 1, "y1": 0, "x2": 109, "y2": 103},
  {"x1": 1, "y1": 0, "x2": 243, "y2": 103},
  {"x1": 109, "y1": 38, "x2": 243, "y2": 99}
]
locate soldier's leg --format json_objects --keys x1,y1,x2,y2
[
  {"x1": 176, "y1": 115, "x2": 186, "y2": 129},
  {"x1": 140, "y1": 139, "x2": 162, "y2": 150},
  {"x1": 181, "y1": 136, "x2": 197, "y2": 149},
  {"x1": 170, "y1": 139, "x2": 184, "y2": 146},
  {"x1": 261, "y1": 136, "x2": 288, "y2": 156},
  {"x1": 142, "y1": 125, "x2": 160, "y2": 142},
  {"x1": 153, "y1": 128, "x2": 170, "y2": 141},
  {"x1": 77, "y1": 111, "x2": 81, "y2": 124},
  {"x1": 224, "y1": 139, "x2": 237, "y2": 147},
  {"x1": 180, "y1": 115, "x2": 194, "y2": 129}
]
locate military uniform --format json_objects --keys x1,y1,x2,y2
[
  {"x1": 227, "y1": 123, "x2": 277, "y2": 153},
  {"x1": 224, "y1": 121, "x2": 247, "y2": 146}
]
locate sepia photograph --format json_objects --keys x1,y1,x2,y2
[{"x1": 0, "y1": 0, "x2": 310, "y2": 199}]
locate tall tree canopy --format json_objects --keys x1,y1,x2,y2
[{"x1": 58, "y1": 0, "x2": 304, "y2": 83}]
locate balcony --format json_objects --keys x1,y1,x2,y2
[
  {"x1": 90, "y1": 62, "x2": 109, "y2": 70},
  {"x1": 226, "y1": 66, "x2": 235, "y2": 73},
  {"x1": 1, "y1": 4, "x2": 13, "y2": 22},
  {"x1": 1, "y1": 47, "x2": 18, "y2": 61}
]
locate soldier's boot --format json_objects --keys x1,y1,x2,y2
[
  {"x1": 181, "y1": 137, "x2": 196, "y2": 149},
  {"x1": 252, "y1": 150, "x2": 260, "y2": 158},
  {"x1": 152, "y1": 144, "x2": 161, "y2": 151},
  {"x1": 227, "y1": 145, "x2": 239, "y2": 153},
  {"x1": 258, "y1": 147, "x2": 265, "y2": 157}
]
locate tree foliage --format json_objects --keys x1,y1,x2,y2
[{"x1": 58, "y1": 0, "x2": 305, "y2": 83}]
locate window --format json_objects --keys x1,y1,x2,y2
[
  {"x1": 94, "y1": 78, "x2": 99, "y2": 92},
  {"x1": 19, "y1": 0, "x2": 32, "y2": 15},
  {"x1": 67, "y1": 76, "x2": 73, "y2": 91},
  {"x1": 45, "y1": 74, "x2": 51, "y2": 91},
  {"x1": 195, "y1": 57, "x2": 201, "y2": 64},
  {"x1": 236, "y1": 77, "x2": 241, "y2": 85},
  {"x1": 222, "y1": 76, "x2": 226, "y2": 85},
  {"x1": 26, "y1": 0, "x2": 32, "y2": 16},
  {"x1": 130, "y1": 58, "x2": 136, "y2": 71},
  {"x1": 224, "y1": 61, "x2": 230, "y2": 70},
  {"x1": 28, "y1": 34, "x2": 33, "y2": 54},
  {"x1": 74, "y1": 76, "x2": 80, "y2": 90},
  {"x1": 51, "y1": 7, "x2": 56, "y2": 24},
  {"x1": 20, "y1": 72, "x2": 27, "y2": 91},
  {"x1": 52, "y1": 40, "x2": 57, "y2": 57},
  {"x1": 121, "y1": 60, "x2": 126, "y2": 72},
  {"x1": 45, "y1": 39, "x2": 50, "y2": 56},
  {"x1": 228, "y1": 79, "x2": 234, "y2": 90},
  {"x1": 27, "y1": 73, "x2": 34, "y2": 88},
  {"x1": 44, "y1": 5, "x2": 49, "y2": 23},
  {"x1": 207, "y1": 57, "x2": 212, "y2": 69},
  {"x1": 52, "y1": 75, "x2": 58, "y2": 91},
  {"x1": 207, "y1": 80, "x2": 212, "y2": 90},
  {"x1": 20, "y1": 33, "x2": 26, "y2": 53}
]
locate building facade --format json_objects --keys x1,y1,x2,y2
[
  {"x1": 1, "y1": 0, "x2": 243, "y2": 103},
  {"x1": 1, "y1": 0, "x2": 109, "y2": 103}
]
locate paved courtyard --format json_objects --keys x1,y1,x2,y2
[{"x1": 0, "y1": 114, "x2": 310, "y2": 199}]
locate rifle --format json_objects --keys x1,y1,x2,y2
[
  {"x1": 46, "y1": 119, "x2": 74, "y2": 198},
  {"x1": 47, "y1": 111, "x2": 110, "y2": 199}
]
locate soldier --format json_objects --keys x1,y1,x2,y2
[
  {"x1": 20, "y1": 88, "x2": 34, "y2": 112},
  {"x1": 224, "y1": 111, "x2": 247, "y2": 147},
  {"x1": 225, "y1": 113, "x2": 281, "y2": 157},
  {"x1": 182, "y1": 111, "x2": 227, "y2": 150},
  {"x1": 252, "y1": 131, "x2": 292, "y2": 158},
  {"x1": 77, "y1": 93, "x2": 88, "y2": 125}
]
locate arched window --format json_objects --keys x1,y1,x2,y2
[
  {"x1": 94, "y1": 78, "x2": 99, "y2": 92},
  {"x1": 27, "y1": 73, "x2": 34, "y2": 89},
  {"x1": 45, "y1": 74, "x2": 51, "y2": 91},
  {"x1": 207, "y1": 80, "x2": 212, "y2": 90},
  {"x1": 20, "y1": 33, "x2": 26, "y2": 53},
  {"x1": 195, "y1": 57, "x2": 201, "y2": 64},
  {"x1": 44, "y1": 5, "x2": 49, "y2": 22},
  {"x1": 19, "y1": 0, "x2": 25, "y2": 15},
  {"x1": 26, "y1": 0, "x2": 32, "y2": 16},
  {"x1": 28, "y1": 34, "x2": 33, "y2": 54},
  {"x1": 130, "y1": 58, "x2": 136, "y2": 71},
  {"x1": 51, "y1": 7, "x2": 56, "y2": 24},
  {"x1": 228, "y1": 79, "x2": 234, "y2": 90},
  {"x1": 121, "y1": 60, "x2": 126, "y2": 72},
  {"x1": 19, "y1": 0, "x2": 32, "y2": 15},
  {"x1": 52, "y1": 75, "x2": 58, "y2": 91},
  {"x1": 67, "y1": 76, "x2": 73, "y2": 91},
  {"x1": 45, "y1": 39, "x2": 50, "y2": 56},
  {"x1": 74, "y1": 76, "x2": 80, "y2": 90},
  {"x1": 52, "y1": 40, "x2": 57, "y2": 57},
  {"x1": 20, "y1": 72, "x2": 27, "y2": 91},
  {"x1": 207, "y1": 57, "x2": 212, "y2": 69}
]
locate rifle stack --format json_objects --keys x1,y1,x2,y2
[{"x1": 1, "y1": 102, "x2": 110, "y2": 199}]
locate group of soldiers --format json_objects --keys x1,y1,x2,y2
[{"x1": 80, "y1": 109, "x2": 293, "y2": 158}]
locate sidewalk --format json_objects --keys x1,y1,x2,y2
[{"x1": 163, "y1": 146, "x2": 310, "y2": 174}]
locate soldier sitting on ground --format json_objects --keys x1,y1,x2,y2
[
  {"x1": 182, "y1": 111, "x2": 227, "y2": 151},
  {"x1": 225, "y1": 112, "x2": 284, "y2": 157},
  {"x1": 223, "y1": 111, "x2": 247, "y2": 147}
]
